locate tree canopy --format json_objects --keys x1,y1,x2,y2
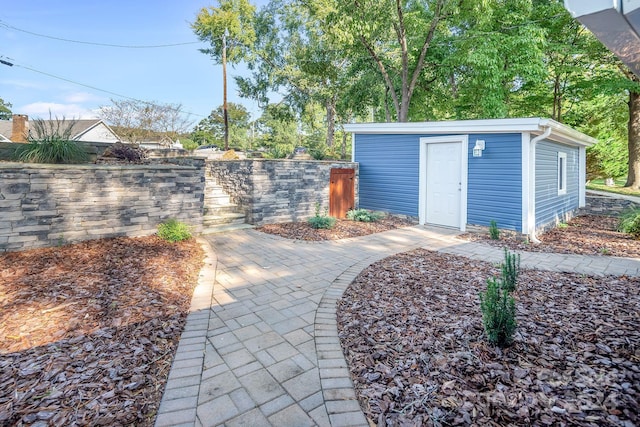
[
  {"x1": 193, "y1": 0, "x2": 639, "y2": 184},
  {"x1": 0, "y1": 98, "x2": 12, "y2": 121}
]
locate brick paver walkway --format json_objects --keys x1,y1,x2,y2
[{"x1": 155, "y1": 225, "x2": 640, "y2": 427}]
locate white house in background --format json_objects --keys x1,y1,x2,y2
[
  {"x1": 0, "y1": 115, "x2": 121, "y2": 143},
  {"x1": 564, "y1": 0, "x2": 640, "y2": 77}
]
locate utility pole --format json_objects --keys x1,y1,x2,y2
[{"x1": 222, "y1": 30, "x2": 229, "y2": 151}]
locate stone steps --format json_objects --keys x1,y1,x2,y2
[
  {"x1": 203, "y1": 212, "x2": 247, "y2": 227},
  {"x1": 201, "y1": 175, "x2": 249, "y2": 231},
  {"x1": 200, "y1": 223, "x2": 254, "y2": 235}
]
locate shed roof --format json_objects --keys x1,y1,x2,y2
[{"x1": 344, "y1": 118, "x2": 597, "y2": 147}]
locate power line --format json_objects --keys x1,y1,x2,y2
[
  {"x1": 0, "y1": 20, "x2": 200, "y2": 49},
  {"x1": 0, "y1": 57, "x2": 206, "y2": 118}
]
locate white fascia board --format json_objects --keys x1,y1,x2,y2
[
  {"x1": 565, "y1": 0, "x2": 640, "y2": 76},
  {"x1": 344, "y1": 118, "x2": 543, "y2": 134},
  {"x1": 564, "y1": 0, "x2": 620, "y2": 17},
  {"x1": 344, "y1": 118, "x2": 597, "y2": 147},
  {"x1": 541, "y1": 119, "x2": 599, "y2": 147}
]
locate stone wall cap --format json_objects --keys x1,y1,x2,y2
[{"x1": 0, "y1": 162, "x2": 199, "y2": 171}]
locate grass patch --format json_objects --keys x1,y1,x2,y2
[{"x1": 587, "y1": 178, "x2": 640, "y2": 197}]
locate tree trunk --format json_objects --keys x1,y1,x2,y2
[
  {"x1": 341, "y1": 131, "x2": 347, "y2": 160},
  {"x1": 625, "y1": 90, "x2": 640, "y2": 188},
  {"x1": 222, "y1": 32, "x2": 230, "y2": 151},
  {"x1": 326, "y1": 98, "x2": 335, "y2": 148}
]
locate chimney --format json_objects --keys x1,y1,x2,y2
[{"x1": 11, "y1": 114, "x2": 29, "y2": 143}]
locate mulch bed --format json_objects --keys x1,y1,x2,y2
[
  {"x1": 0, "y1": 236, "x2": 204, "y2": 426},
  {"x1": 338, "y1": 249, "x2": 640, "y2": 426},
  {"x1": 461, "y1": 215, "x2": 640, "y2": 258},
  {"x1": 257, "y1": 216, "x2": 416, "y2": 241}
]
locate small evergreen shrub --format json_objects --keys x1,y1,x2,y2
[
  {"x1": 618, "y1": 207, "x2": 640, "y2": 237},
  {"x1": 157, "y1": 219, "x2": 192, "y2": 242},
  {"x1": 501, "y1": 248, "x2": 521, "y2": 292},
  {"x1": 346, "y1": 209, "x2": 385, "y2": 222},
  {"x1": 308, "y1": 203, "x2": 336, "y2": 229},
  {"x1": 489, "y1": 220, "x2": 500, "y2": 240},
  {"x1": 479, "y1": 277, "x2": 517, "y2": 347}
]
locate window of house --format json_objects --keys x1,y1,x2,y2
[{"x1": 558, "y1": 152, "x2": 567, "y2": 195}]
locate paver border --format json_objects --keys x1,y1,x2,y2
[{"x1": 156, "y1": 237, "x2": 217, "y2": 427}]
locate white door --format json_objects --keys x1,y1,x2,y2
[{"x1": 426, "y1": 142, "x2": 462, "y2": 228}]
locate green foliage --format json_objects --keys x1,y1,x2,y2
[
  {"x1": 179, "y1": 138, "x2": 199, "y2": 150},
  {"x1": 192, "y1": 0, "x2": 256, "y2": 64},
  {"x1": 489, "y1": 220, "x2": 500, "y2": 240},
  {"x1": 263, "y1": 144, "x2": 293, "y2": 159},
  {"x1": 308, "y1": 203, "x2": 336, "y2": 229},
  {"x1": 13, "y1": 116, "x2": 88, "y2": 164},
  {"x1": 500, "y1": 248, "x2": 521, "y2": 293},
  {"x1": 479, "y1": 277, "x2": 517, "y2": 348},
  {"x1": 346, "y1": 209, "x2": 385, "y2": 222},
  {"x1": 618, "y1": 208, "x2": 640, "y2": 237},
  {"x1": 193, "y1": 103, "x2": 252, "y2": 149},
  {"x1": 157, "y1": 219, "x2": 192, "y2": 243},
  {"x1": 0, "y1": 98, "x2": 12, "y2": 120}
]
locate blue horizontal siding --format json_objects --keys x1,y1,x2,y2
[
  {"x1": 467, "y1": 133, "x2": 522, "y2": 231},
  {"x1": 536, "y1": 141, "x2": 579, "y2": 228},
  {"x1": 354, "y1": 134, "x2": 420, "y2": 216},
  {"x1": 355, "y1": 132, "x2": 524, "y2": 227}
]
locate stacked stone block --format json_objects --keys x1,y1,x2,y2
[
  {"x1": 208, "y1": 160, "x2": 358, "y2": 225},
  {"x1": 0, "y1": 162, "x2": 205, "y2": 252}
]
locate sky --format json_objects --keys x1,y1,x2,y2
[{"x1": 0, "y1": 0, "x2": 269, "y2": 126}]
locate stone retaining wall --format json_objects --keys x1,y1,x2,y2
[
  {"x1": 208, "y1": 160, "x2": 358, "y2": 225},
  {"x1": 580, "y1": 193, "x2": 639, "y2": 217},
  {"x1": 0, "y1": 162, "x2": 205, "y2": 252}
]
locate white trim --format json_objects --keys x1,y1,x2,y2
[
  {"x1": 564, "y1": 0, "x2": 621, "y2": 18},
  {"x1": 521, "y1": 132, "x2": 531, "y2": 234},
  {"x1": 579, "y1": 146, "x2": 587, "y2": 207},
  {"x1": 344, "y1": 117, "x2": 597, "y2": 147},
  {"x1": 528, "y1": 126, "x2": 552, "y2": 242},
  {"x1": 351, "y1": 133, "x2": 356, "y2": 162},
  {"x1": 558, "y1": 152, "x2": 568, "y2": 195},
  {"x1": 419, "y1": 135, "x2": 468, "y2": 231}
]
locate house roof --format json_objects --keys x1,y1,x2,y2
[
  {"x1": 0, "y1": 118, "x2": 121, "y2": 142},
  {"x1": 343, "y1": 117, "x2": 598, "y2": 147},
  {"x1": 0, "y1": 120, "x2": 12, "y2": 141},
  {"x1": 564, "y1": 0, "x2": 640, "y2": 77}
]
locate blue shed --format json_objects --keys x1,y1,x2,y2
[{"x1": 344, "y1": 118, "x2": 597, "y2": 240}]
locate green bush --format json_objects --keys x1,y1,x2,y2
[
  {"x1": 308, "y1": 203, "x2": 336, "y2": 229},
  {"x1": 157, "y1": 219, "x2": 192, "y2": 242},
  {"x1": 479, "y1": 277, "x2": 517, "y2": 347},
  {"x1": 489, "y1": 220, "x2": 500, "y2": 240},
  {"x1": 500, "y1": 248, "x2": 521, "y2": 292},
  {"x1": 618, "y1": 207, "x2": 640, "y2": 237},
  {"x1": 346, "y1": 209, "x2": 385, "y2": 222},
  {"x1": 13, "y1": 116, "x2": 88, "y2": 164}
]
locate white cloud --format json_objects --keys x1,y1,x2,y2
[
  {"x1": 0, "y1": 79, "x2": 44, "y2": 89},
  {"x1": 19, "y1": 102, "x2": 99, "y2": 119},
  {"x1": 64, "y1": 91, "x2": 103, "y2": 103}
]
